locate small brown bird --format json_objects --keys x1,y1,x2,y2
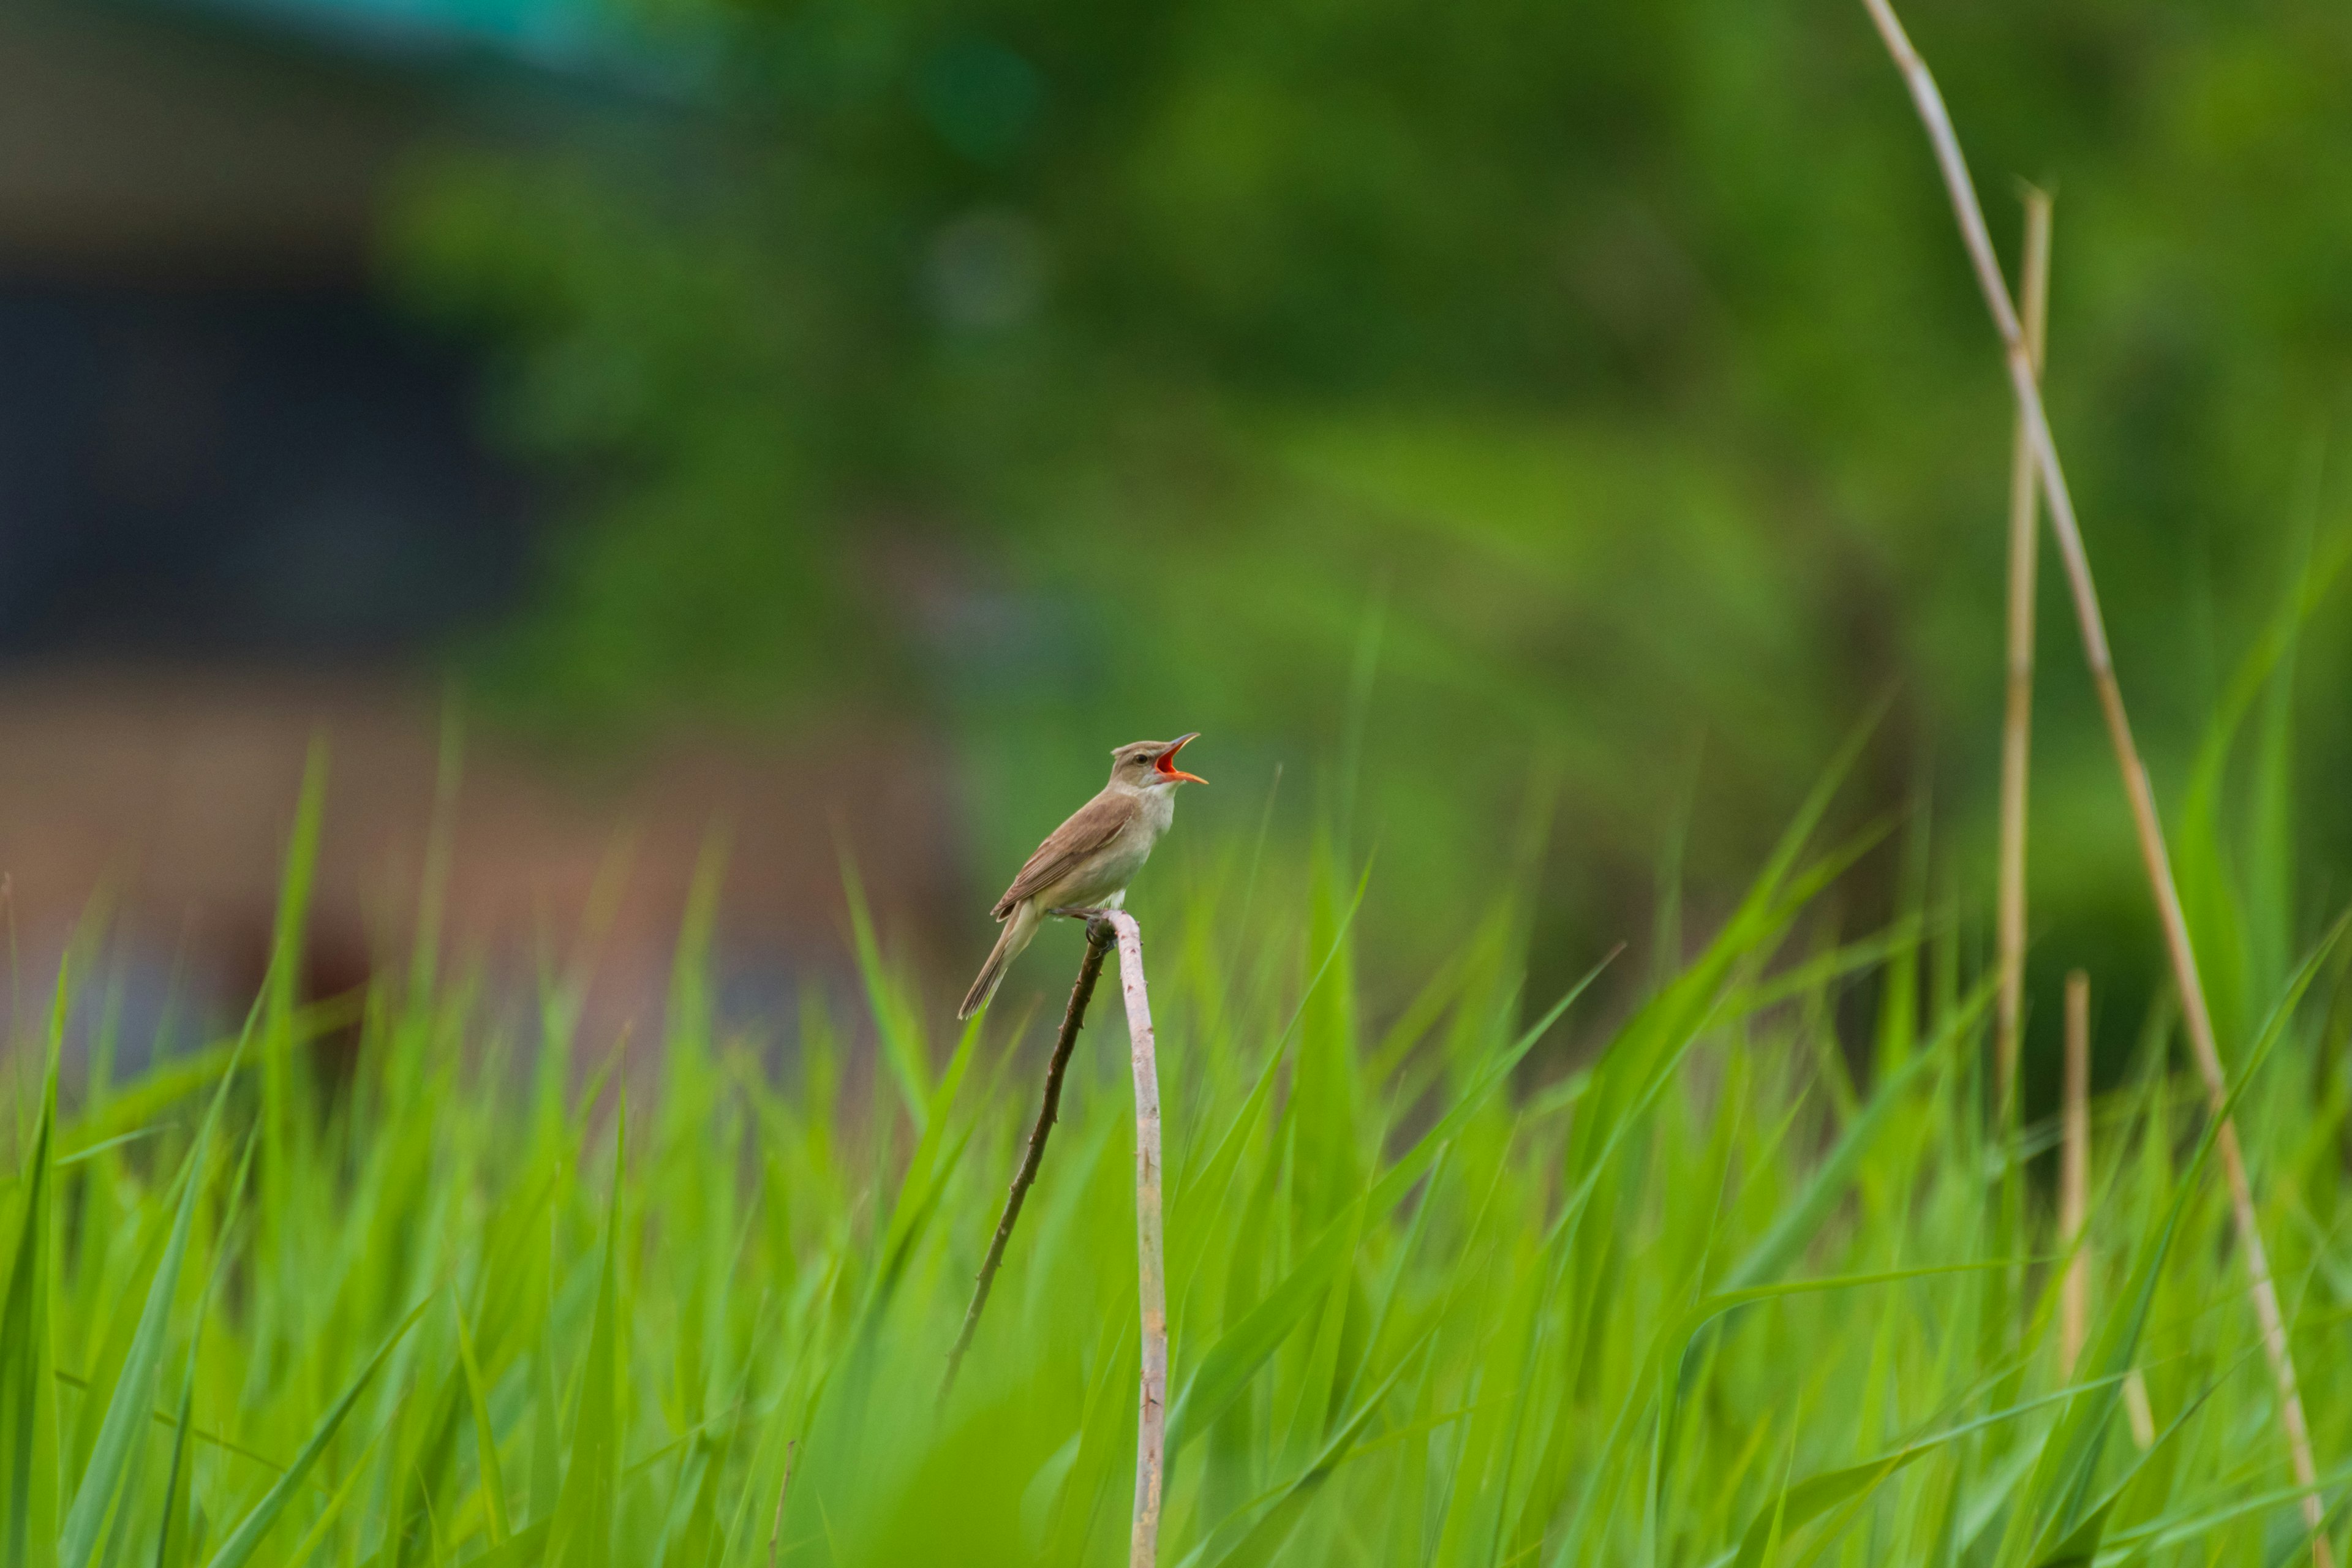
[{"x1": 958, "y1": 734, "x2": 1207, "y2": 1019}]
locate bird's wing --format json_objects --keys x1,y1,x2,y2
[{"x1": 993, "y1": 791, "x2": 1134, "y2": 918}]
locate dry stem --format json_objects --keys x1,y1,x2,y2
[
  {"x1": 1994, "y1": 188, "x2": 2054, "y2": 1114},
  {"x1": 940, "y1": 918, "x2": 1117, "y2": 1406},
  {"x1": 767, "y1": 1439, "x2": 797, "y2": 1568},
  {"x1": 2059, "y1": 973, "x2": 2153, "y2": 1443},
  {"x1": 1862, "y1": 4, "x2": 2332, "y2": 1555},
  {"x1": 1105, "y1": 910, "x2": 1168, "y2": 1568},
  {"x1": 2059, "y1": 970, "x2": 2089, "y2": 1379}
]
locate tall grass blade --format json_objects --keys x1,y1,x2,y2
[
  {"x1": 1719, "y1": 976, "x2": 1992, "y2": 1294},
  {"x1": 546, "y1": 1107, "x2": 627, "y2": 1568},
  {"x1": 200, "y1": 1297, "x2": 432, "y2": 1568},
  {"x1": 59, "y1": 1025, "x2": 246, "y2": 1568},
  {"x1": 0, "y1": 1009, "x2": 61, "y2": 1568},
  {"x1": 454, "y1": 1300, "x2": 512, "y2": 1545}
]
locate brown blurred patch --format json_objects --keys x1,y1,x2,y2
[{"x1": 0, "y1": 663, "x2": 967, "y2": 1060}]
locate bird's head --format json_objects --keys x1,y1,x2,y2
[{"x1": 1112, "y1": 734, "x2": 1207, "y2": 791}]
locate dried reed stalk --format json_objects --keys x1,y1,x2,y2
[
  {"x1": 2059, "y1": 970, "x2": 2089, "y2": 1378},
  {"x1": 1105, "y1": 910, "x2": 1168, "y2": 1568},
  {"x1": 1995, "y1": 189, "x2": 2054, "y2": 1115},
  {"x1": 1861, "y1": 6, "x2": 2332, "y2": 1556},
  {"x1": 2059, "y1": 974, "x2": 2155, "y2": 1443}
]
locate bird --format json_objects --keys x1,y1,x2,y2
[{"x1": 957, "y1": 734, "x2": 1207, "y2": 1019}]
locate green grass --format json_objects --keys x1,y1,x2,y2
[{"x1": 7, "y1": 626, "x2": 2352, "y2": 1566}]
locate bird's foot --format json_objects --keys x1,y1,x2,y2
[{"x1": 1049, "y1": 905, "x2": 1120, "y2": 944}]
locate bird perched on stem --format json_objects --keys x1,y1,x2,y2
[{"x1": 958, "y1": 734, "x2": 1206, "y2": 1019}]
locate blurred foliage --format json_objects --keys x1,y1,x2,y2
[{"x1": 386, "y1": 0, "x2": 2352, "y2": 1009}]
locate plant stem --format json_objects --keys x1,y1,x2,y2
[
  {"x1": 2059, "y1": 970, "x2": 2088, "y2": 1380},
  {"x1": 940, "y1": 918, "x2": 1117, "y2": 1407},
  {"x1": 1861, "y1": 5, "x2": 2333, "y2": 1557},
  {"x1": 767, "y1": 1438, "x2": 796, "y2": 1568},
  {"x1": 1105, "y1": 910, "x2": 1167, "y2": 1568},
  {"x1": 1995, "y1": 187, "x2": 2054, "y2": 1116}
]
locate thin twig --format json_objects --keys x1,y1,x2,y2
[
  {"x1": 1861, "y1": 6, "x2": 2334, "y2": 1558},
  {"x1": 1994, "y1": 186, "x2": 2054, "y2": 1115},
  {"x1": 1104, "y1": 910, "x2": 1167, "y2": 1568},
  {"x1": 940, "y1": 917, "x2": 1117, "y2": 1407},
  {"x1": 2059, "y1": 970, "x2": 2089, "y2": 1379},
  {"x1": 767, "y1": 1438, "x2": 797, "y2": 1568}
]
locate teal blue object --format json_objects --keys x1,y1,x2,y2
[{"x1": 164, "y1": 0, "x2": 623, "y2": 68}]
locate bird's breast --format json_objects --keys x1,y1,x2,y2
[{"x1": 1044, "y1": 799, "x2": 1169, "y2": 907}]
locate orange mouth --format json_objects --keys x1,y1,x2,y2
[{"x1": 1156, "y1": 733, "x2": 1207, "y2": 785}]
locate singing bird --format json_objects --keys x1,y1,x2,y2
[{"x1": 957, "y1": 734, "x2": 1207, "y2": 1019}]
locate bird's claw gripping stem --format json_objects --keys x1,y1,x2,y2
[{"x1": 1047, "y1": 907, "x2": 1119, "y2": 948}]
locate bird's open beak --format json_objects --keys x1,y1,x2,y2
[{"x1": 1155, "y1": 733, "x2": 1207, "y2": 785}]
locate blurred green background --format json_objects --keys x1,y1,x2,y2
[
  {"x1": 385, "y1": 0, "x2": 2352, "y2": 1019},
  {"x1": 1, "y1": 0, "x2": 2348, "y2": 1076}
]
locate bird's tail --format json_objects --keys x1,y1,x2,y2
[{"x1": 958, "y1": 900, "x2": 1041, "y2": 1020}]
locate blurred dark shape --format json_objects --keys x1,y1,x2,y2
[
  {"x1": 0, "y1": 285, "x2": 527, "y2": 656},
  {"x1": 0, "y1": 0, "x2": 556, "y2": 659},
  {"x1": 0, "y1": 1, "x2": 413, "y2": 276},
  {"x1": 918, "y1": 37, "x2": 1042, "y2": 167}
]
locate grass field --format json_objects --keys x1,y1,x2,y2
[{"x1": 6, "y1": 590, "x2": 2352, "y2": 1567}]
